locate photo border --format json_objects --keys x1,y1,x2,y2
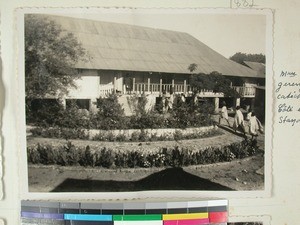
[{"x1": 17, "y1": 7, "x2": 273, "y2": 200}]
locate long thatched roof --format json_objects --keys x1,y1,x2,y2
[{"x1": 37, "y1": 14, "x2": 259, "y2": 78}]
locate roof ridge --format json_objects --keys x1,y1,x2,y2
[{"x1": 40, "y1": 14, "x2": 192, "y2": 36}]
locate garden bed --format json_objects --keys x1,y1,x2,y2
[
  {"x1": 29, "y1": 125, "x2": 221, "y2": 142},
  {"x1": 27, "y1": 136, "x2": 259, "y2": 169}
]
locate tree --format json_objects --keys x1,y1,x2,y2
[
  {"x1": 229, "y1": 52, "x2": 265, "y2": 66},
  {"x1": 189, "y1": 70, "x2": 239, "y2": 97},
  {"x1": 94, "y1": 94, "x2": 127, "y2": 129},
  {"x1": 187, "y1": 63, "x2": 198, "y2": 73},
  {"x1": 25, "y1": 14, "x2": 87, "y2": 98}
]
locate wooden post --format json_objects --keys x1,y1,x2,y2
[
  {"x1": 61, "y1": 98, "x2": 66, "y2": 110},
  {"x1": 113, "y1": 77, "x2": 117, "y2": 94},
  {"x1": 132, "y1": 78, "x2": 135, "y2": 93},
  {"x1": 235, "y1": 98, "x2": 241, "y2": 107},
  {"x1": 90, "y1": 98, "x2": 98, "y2": 112},
  {"x1": 159, "y1": 78, "x2": 163, "y2": 94},
  {"x1": 148, "y1": 78, "x2": 151, "y2": 93},
  {"x1": 171, "y1": 79, "x2": 174, "y2": 93},
  {"x1": 250, "y1": 98, "x2": 255, "y2": 111},
  {"x1": 183, "y1": 80, "x2": 187, "y2": 94},
  {"x1": 214, "y1": 97, "x2": 219, "y2": 113}
]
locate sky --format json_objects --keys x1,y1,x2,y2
[{"x1": 50, "y1": 8, "x2": 266, "y2": 58}]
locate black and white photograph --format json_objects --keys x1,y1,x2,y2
[{"x1": 21, "y1": 8, "x2": 272, "y2": 194}]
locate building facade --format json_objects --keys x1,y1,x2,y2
[{"x1": 28, "y1": 15, "x2": 266, "y2": 114}]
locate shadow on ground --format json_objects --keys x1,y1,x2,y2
[
  {"x1": 51, "y1": 167, "x2": 233, "y2": 192},
  {"x1": 218, "y1": 124, "x2": 248, "y2": 139}
]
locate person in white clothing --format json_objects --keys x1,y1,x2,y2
[
  {"x1": 248, "y1": 111, "x2": 264, "y2": 139},
  {"x1": 233, "y1": 106, "x2": 246, "y2": 136},
  {"x1": 219, "y1": 101, "x2": 230, "y2": 127}
]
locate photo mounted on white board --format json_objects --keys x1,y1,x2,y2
[{"x1": 17, "y1": 7, "x2": 273, "y2": 199}]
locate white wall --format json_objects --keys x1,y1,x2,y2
[{"x1": 67, "y1": 76, "x2": 100, "y2": 99}]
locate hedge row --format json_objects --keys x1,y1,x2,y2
[
  {"x1": 30, "y1": 127, "x2": 89, "y2": 140},
  {"x1": 27, "y1": 94, "x2": 215, "y2": 130},
  {"x1": 27, "y1": 139, "x2": 259, "y2": 168},
  {"x1": 30, "y1": 126, "x2": 222, "y2": 142}
]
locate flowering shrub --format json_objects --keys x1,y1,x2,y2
[
  {"x1": 27, "y1": 139, "x2": 258, "y2": 168},
  {"x1": 91, "y1": 129, "x2": 222, "y2": 142}
]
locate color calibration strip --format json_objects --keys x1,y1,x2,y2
[{"x1": 21, "y1": 200, "x2": 227, "y2": 225}]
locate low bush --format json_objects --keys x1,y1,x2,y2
[
  {"x1": 27, "y1": 139, "x2": 259, "y2": 168},
  {"x1": 91, "y1": 128, "x2": 222, "y2": 142},
  {"x1": 31, "y1": 127, "x2": 89, "y2": 140},
  {"x1": 56, "y1": 101, "x2": 91, "y2": 129},
  {"x1": 129, "y1": 112, "x2": 166, "y2": 129}
]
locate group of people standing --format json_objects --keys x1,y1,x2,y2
[
  {"x1": 161, "y1": 91, "x2": 175, "y2": 112},
  {"x1": 219, "y1": 101, "x2": 263, "y2": 139},
  {"x1": 161, "y1": 91, "x2": 189, "y2": 113}
]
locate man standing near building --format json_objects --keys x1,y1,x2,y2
[
  {"x1": 233, "y1": 106, "x2": 246, "y2": 137},
  {"x1": 219, "y1": 101, "x2": 231, "y2": 127}
]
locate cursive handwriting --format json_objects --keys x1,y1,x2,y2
[
  {"x1": 279, "y1": 116, "x2": 300, "y2": 126},
  {"x1": 276, "y1": 70, "x2": 300, "y2": 126},
  {"x1": 280, "y1": 70, "x2": 297, "y2": 77},
  {"x1": 276, "y1": 81, "x2": 300, "y2": 93}
]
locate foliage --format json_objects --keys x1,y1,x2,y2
[
  {"x1": 27, "y1": 99, "x2": 92, "y2": 129},
  {"x1": 189, "y1": 71, "x2": 240, "y2": 97},
  {"x1": 91, "y1": 128, "x2": 222, "y2": 142},
  {"x1": 56, "y1": 100, "x2": 91, "y2": 129},
  {"x1": 127, "y1": 94, "x2": 148, "y2": 116},
  {"x1": 25, "y1": 14, "x2": 87, "y2": 99},
  {"x1": 229, "y1": 52, "x2": 265, "y2": 65},
  {"x1": 27, "y1": 142, "x2": 83, "y2": 166},
  {"x1": 170, "y1": 96, "x2": 215, "y2": 128},
  {"x1": 31, "y1": 127, "x2": 89, "y2": 140},
  {"x1": 28, "y1": 91, "x2": 217, "y2": 132},
  {"x1": 30, "y1": 96, "x2": 216, "y2": 139},
  {"x1": 94, "y1": 148, "x2": 115, "y2": 168},
  {"x1": 26, "y1": 98, "x2": 65, "y2": 126},
  {"x1": 188, "y1": 63, "x2": 198, "y2": 73},
  {"x1": 93, "y1": 94, "x2": 127, "y2": 129},
  {"x1": 127, "y1": 94, "x2": 167, "y2": 130},
  {"x1": 129, "y1": 112, "x2": 166, "y2": 129},
  {"x1": 27, "y1": 139, "x2": 259, "y2": 168}
]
